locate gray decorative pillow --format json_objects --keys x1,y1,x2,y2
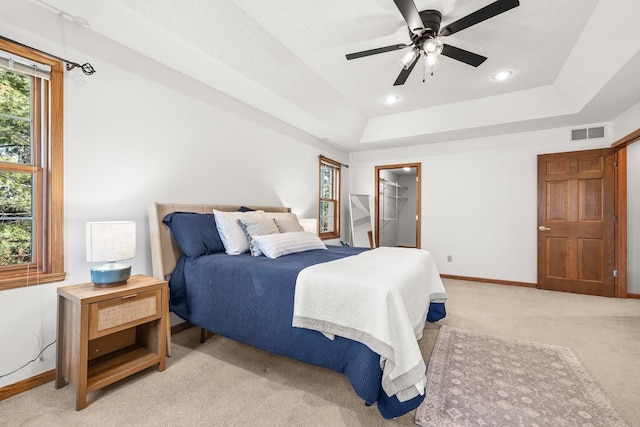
[{"x1": 237, "y1": 218, "x2": 280, "y2": 256}]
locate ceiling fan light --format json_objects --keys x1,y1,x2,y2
[
  {"x1": 425, "y1": 53, "x2": 440, "y2": 68},
  {"x1": 424, "y1": 53, "x2": 441, "y2": 76},
  {"x1": 399, "y1": 48, "x2": 419, "y2": 70},
  {"x1": 424, "y1": 38, "x2": 443, "y2": 55}
]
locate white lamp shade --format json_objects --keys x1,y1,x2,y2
[{"x1": 86, "y1": 221, "x2": 136, "y2": 262}]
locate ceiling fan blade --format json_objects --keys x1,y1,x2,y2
[
  {"x1": 393, "y1": 0, "x2": 424, "y2": 34},
  {"x1": 439, "y1": 0, "x2": 519, "y2": 36},
  {"x1": 441, "y1": 44, "x2": 487, "y2": 67},
  {"x1": 345, "y1": 44, "x2": 409, "y2": 60},
  {"x1": 393, "y1": 52, "x2": 421, "y2": 86}
]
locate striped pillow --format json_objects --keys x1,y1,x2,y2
[{"x1": 252, "y1": 231, "x2": 326, "y2": 259}]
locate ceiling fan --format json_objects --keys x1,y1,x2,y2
[{"x1": 345, "y1": 0, "x2": 520, "y2": 86}]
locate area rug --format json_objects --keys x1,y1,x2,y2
[{"x1": 415, "y1": 326, "x2": 628, "y2": 426}]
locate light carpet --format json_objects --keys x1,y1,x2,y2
[{"x1": 416, "y1": 325, "x2": 628, "y2": 427}]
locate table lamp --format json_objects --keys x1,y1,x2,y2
[{"x1": 86, "y1": 221, "x2": 136, "y2": 287}]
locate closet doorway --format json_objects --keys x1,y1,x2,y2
[{"x1": 375, "y1": 163, "x2": 421, "y2": 248}]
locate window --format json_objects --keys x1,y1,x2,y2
[
  {"x1": 318, "y1": 156, "x2": 341, "y2": 240},
  {"x1": 0, "y1": 40, "x2": 65, "y2": 289}
]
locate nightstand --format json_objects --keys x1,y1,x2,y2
[{"x1": 55, "y1": 274, "x2": 168, "y2": 410}]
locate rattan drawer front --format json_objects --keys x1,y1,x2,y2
[{"x1": 89, "y1": 289, "x2": 161, "y2": 339}]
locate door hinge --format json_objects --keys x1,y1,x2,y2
[
  {"x1": 613, "y1": 269, "x2": 618, "y2": 278},
  {"x1": 614, "y1": 215, "x2": 618, "y2": 222},
  {"x1": 614, "y1": 160, "x2": 618, "y2": 167}
]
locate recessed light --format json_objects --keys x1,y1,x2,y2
[
  {"x1": 382, "y1": 94, "x2": 400, "y2": 104},
  {"x1": 492, "y1": 70, "x2": 513, "y2": 81}
]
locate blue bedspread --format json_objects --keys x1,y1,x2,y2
[{"x1": 169, "y1": 245, "x2": 446, "y2": 419}]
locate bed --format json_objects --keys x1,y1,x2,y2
[{"x1": 148, "y1": 203, "x2": 447, "y2": 419}]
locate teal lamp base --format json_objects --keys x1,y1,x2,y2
[{"x1": 91, "y1": 263, "x2": 132, "y2": 287}]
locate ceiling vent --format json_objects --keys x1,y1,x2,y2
[{"x1": 571, "y1": 126, "x2": 606, "y2": 141}]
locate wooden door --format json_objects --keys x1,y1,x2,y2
[{"x1": 537, "y1": 149, "x2": 615, "y2": 296}]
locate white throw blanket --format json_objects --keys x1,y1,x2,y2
[{"x1": 292, "y1": 247, "x2": 447, "y2": 402}]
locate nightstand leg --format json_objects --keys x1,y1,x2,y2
[
  {"x1": 55, "y1": 295, "x2": 66, "y2": 389},
  {"x1": 166, "y1": 313, "x2": 171, "y2": 357},
  {"x1": 76, "y1": 305, "x2": 89, "y2": 410},
  {"x1": 75, "y1": 393, "x2": 87, "y2": 411},
  {"x1": 164, "y1": 286, "x2": 171, "y2": 358}
]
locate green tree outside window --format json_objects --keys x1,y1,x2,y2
[{"x1": 0, "y1": 68, "x2": 34, "y2": 265}]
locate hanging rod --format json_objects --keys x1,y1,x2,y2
[
  {"x1": 319, "y1": 154, "x2": 349, "y2": 168},
  {"x1": 0, "y1": 34, "x2": 95, "y2": 75}
]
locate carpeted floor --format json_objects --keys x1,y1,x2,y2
[
  {"x1": 1, "y1": 279, "x2": 639, "y2": 426},
  {"x1": 416, "y1": 326, "x2": 629, "y2": 426},
  {"x1": 0, "y1": 323, "x2": 439, "y2": 426}
]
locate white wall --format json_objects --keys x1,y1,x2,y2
[
  {"x1": 2, "y1": 0, "x2": 638, "y2": 393},
  {"x1": 611, "y1": 100, "x2": 640, "y2": 294},
  {"x1": 350, "y1": 127, "x2": 612, "y2": 284},
  {"x1": 0, "y1": 3, "x2": 348, "y2": 388}
]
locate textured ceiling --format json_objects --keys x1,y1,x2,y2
[{"x1": 32, "y1": 0, "x2": 640, "y2": 151}]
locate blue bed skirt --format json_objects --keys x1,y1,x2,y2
[{"x1": 169, "y1": 246, "x2": 446, "y2": 418}]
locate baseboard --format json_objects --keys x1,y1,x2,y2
[
  {"x1": 440, "y1": 274, "x2": 537, "y2": 288},
  {"x1": 441, "y1": 274, "x2": 640, "y2": 298},
  {"x1": 0, "y1": 369, "x2": 54, "y2": 401},
  {"x1": 0, "y1": 323, "x2": 193, "y2": 402}
]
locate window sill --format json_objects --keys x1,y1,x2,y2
[
  {"x1": 0, "y1": 272, "x2": 67, "y2": 290},
  {"x1": 320, "y1": 234, "x2": 340, "y2": 241}
]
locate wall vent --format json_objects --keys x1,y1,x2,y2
[
  {"x1": 588, "y1": 126, "x2": 605, "y2": 139},
  {"x1": 571, "y1": 125, "x2": 606, "y2": 141},
  {"x1": 571, "y1": 128, "x2": 588, "y2": 141}
]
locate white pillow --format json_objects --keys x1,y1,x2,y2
[
  {"x1": 252, "y1": 231, "x2": 327, "y2": 259},
  {"x1": 213, "y1": 210, "x2": 266, "y2": 255},
  {"x1": 237, "y1": 217, "x2": 280, "y2": 256},
  {"x1": 264, "y1": 212, "x2": 298, "y2": 221},
  {"x1": 274, "y1": 218, "x2": 304, "y2": 233}
]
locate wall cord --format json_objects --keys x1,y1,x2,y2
[{"x1": 0, "y1": 340, "x2": 56, "y2": 379}]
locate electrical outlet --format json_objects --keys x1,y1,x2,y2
[{"x1": 447, "y1": 255, "x2": 452, "y2": 262}]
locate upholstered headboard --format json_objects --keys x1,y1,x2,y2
[{"x1": 148, "y1": 203, "x2": 291, "y2": 280}]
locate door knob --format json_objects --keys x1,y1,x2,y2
[{"x1": 538, "y1": 226, "x2": 551, "y2": 231}]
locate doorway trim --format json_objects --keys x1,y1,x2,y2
[
  {"x1": 533, "y1": 128, "x2": 638, "y2": 298},
  {"x1": 374, "y1": 163, "x2": 421, "y2": 248},
  {"x1": 610, "y1": 127, "x2": 640, "y2": 297}
]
